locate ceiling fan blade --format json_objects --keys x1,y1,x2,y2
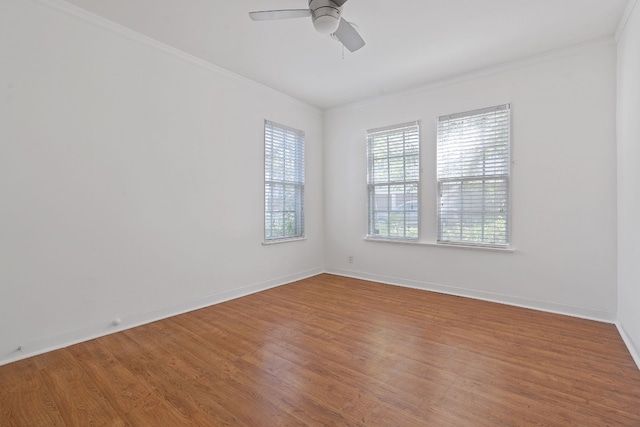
[
  {"x1": 332, "y1": 0, "x2": 349, "y2": 6},
  {"x1": 249, "y1": 9, "x2": 311, "y2": 21},
  {"x1": 333, "y1": 18, "x2": 365, "y2": 52}
]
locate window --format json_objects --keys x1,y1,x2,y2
[
  {"x1": 264, "y1": 120, "x2": 304, "y2": 241},
  {"x1": 437, "y1": 104, "x2": 510, "y2": 247},
  {"x1": 367, "y1": 121, "x2": 420, "y2": 240}
]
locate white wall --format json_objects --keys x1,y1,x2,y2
[
  {"x1": 0, "y1": 0, "x2": 324, "y2": 365},
  {"x1": 0, "y1": 0, "x2": 630, "y2": 369},
  {"x1": 324, "y1": 42, "x2": 618, "y2": 321},
  {"x1": 617, "y1": 0, "x2": 640, "y2": 366}
]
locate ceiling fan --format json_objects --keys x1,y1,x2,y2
[{"x1": 249, "y1": 0, "x2": 365, "y2": 52}]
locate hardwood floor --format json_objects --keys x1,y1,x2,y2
[{"x1": 1, "y1": 274, "x2": 639, "y2": 426}]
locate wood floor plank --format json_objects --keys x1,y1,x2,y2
[
  {"x1": 66, "y1": 338, "x2": 194, "y2": 426},
  {"x1": 0, "y1": 359, "x2": 66, "y2": 426},
  {"x1": 32, "y1": 349, "x2": 127, "y2": 426},
  {"x1": 105, "y1": 330, "x2": 241, "y2": 426},
  {"x1": 1, "y1": 274, "x2": 639, "y2": 426},
  {"x1": 158, "y1": 315, "x2": 338, "y2": 425},
  {"x1": 125, "y1": 320, "x2": 304, "y2": 426}
]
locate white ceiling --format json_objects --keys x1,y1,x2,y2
[{"x1": 63, "y1": 0, "x2": 627, "y2": 109}]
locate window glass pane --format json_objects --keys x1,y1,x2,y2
[
  {"x1": 264, "y1": 121, "x2": 304, "y2": 241},
  {"x1": 373, "y1": 158, "x2": 389, "y2": 183},
  {"x1": 437, "y1": 105, "x2": 510, "y2": 247},
  {"x1": 367, "y1": 122, "x2": 420, "y2": 240}
]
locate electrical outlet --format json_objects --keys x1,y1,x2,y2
[{"x1": 348, "y1": 255, "x2": 354, "y2": 264}]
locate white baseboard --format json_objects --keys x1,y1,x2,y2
[
  {"x1": 3, "y1": 268, "x2": 629, "y2": 369},
  {"x1": 616, "y1": 322, "x2": 640, "y2": 371},
  {"x1": 0, "y1": 268, "x2": 323, "y2": 367},
  {"x1": 326, "y1": 269, "x2": 617, "y2": 324}
]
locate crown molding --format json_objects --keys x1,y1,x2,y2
[
  {"x1": 616, "y1": 0, "x2": 639, "y2": 42},
  {"x1": 327, "y1": 36, "x2": 615, "y2": 115},
  {"x1": 31, "y1": 0, "x2": 321, "y2": 115}
]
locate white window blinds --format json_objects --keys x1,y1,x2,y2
[
  {"x1": 437, "y1": 105, "x2": 510, "y2": 247},
  {"x1": 367, "y1": 121, "x2": 420, "y2": 240},
  {"x1": 264, "y1": 120, "x2": 305, "y2": 241}
]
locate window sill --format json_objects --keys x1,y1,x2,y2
[
  {"x1": 262, "y1": 236, "x2": 306, "y2": 246},
  {"x1": 364, "y1": 237, "x2": 515, "y2": 252}
]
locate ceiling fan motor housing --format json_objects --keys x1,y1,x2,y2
[{"x1": 309, "y1": 0, "x2": 342, "y2": 34}]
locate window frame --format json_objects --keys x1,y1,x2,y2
[
  {"x1": 366, "y1": 121, "x2": 421, "y2": 241},
  {"x1": 436, "y1": 104, "x2": 511, "y2": 248},
  {"x1": 263, "y1": 120, "x2": 305, "y2": 243}
]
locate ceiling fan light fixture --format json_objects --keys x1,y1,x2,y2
[
  {"x1": 312, "y1": 15, "x2": 340, "y2": 34},
  {"x1": 310, "y1": 0, "x2": 342, "y2": 34}
]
